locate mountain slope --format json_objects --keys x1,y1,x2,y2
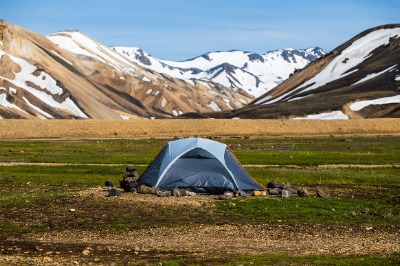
[
  {"x1": 0, "y1": 20, "x2": 253, "y2": 119},
  {"x1": 48, "y1": 31, "x2": 253, "y2": 116},
  {"x1": 112, "y1": 46, "x2": 326, "y2": 97},
  {"x1": 208, "y1": 24, "x2": 400, "y2": 119}
]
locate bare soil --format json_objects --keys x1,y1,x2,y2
[
  {"x1": 1, "y1": 188, "x2": 400, "y2": 265},
  {"x1": 0, "y1": 118, "x2": 400, "y2": 139}
]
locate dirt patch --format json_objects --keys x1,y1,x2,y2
[
  {"x1": 1, "y1": 188, "x2": 399, "y2": 265},
  {"x1": 0, "y1": 118, "x2": 399, "y2": 139}
]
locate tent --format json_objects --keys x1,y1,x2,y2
[{"x1": 138, "y1": 138, "x2": 265, "y2": 194}]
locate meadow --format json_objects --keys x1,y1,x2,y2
[{"x1": 0, "y1": 136, "x2": 399, "y2": 265}]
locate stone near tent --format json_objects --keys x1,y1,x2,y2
[
  {"x1": 157, "y1": 191, "x2": 172, "y2": 197},
  {"x1": 104, "y1": 180, "x2": 114, "y2": 187},
  {"x1": 316, "y1": 188, "x2": 327, "y2": 198},
  {"x1": 238, "y1": 190, "x2": 248, "y2": 197},
  {"x1": 281, "y1": 182, "x2": 292, "y2": 190},
  {"x1": 185, "y1": 191, "x2": 196, "y2": 196},
  {"x1": 253, "y1": 190, "x2": 267, "y2": 197},
  {"x1": 218, "y1": 194, "x2": 233, "y2": 200},
  {"x1": 268, "y1": 188, "x2": 281, "y2": 195},
  {"x1": 138, "y1": 185, "x2": 157, "y2": 195},
  {"x1": 172, "y1": 188, "x2": 181, "y2": 197},
  {"x1": 281, "y1": 189, "x2": 291, "y2": 198},
  {"x1": 119, "y1": 179, "x2": 138, "y2": 192},
  {"x1": 107, "y1": 188, "x2": 122, "y2": 197},
  {"x1": 297, "y1": 188, "x2": 310, "y2": 197},
  {"x1": 267, "y1": 180, "x2": 278, "y2": 189},
  {"x1": 224, "y1": 191, "x2": 234, "y2": 197},
  {"x1": 126, "y1": 166, "x2": 136, "y2": 172}
]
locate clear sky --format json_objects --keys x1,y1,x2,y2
[{"x1": 2, "y1": 0, "x2": 399, "y2": 61}]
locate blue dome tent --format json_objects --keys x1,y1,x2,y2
[{"x1": 138, "y1": 138, "x2": 265, "y2": 194}]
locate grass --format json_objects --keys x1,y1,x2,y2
[
  {"x1": 0, "y1": 136, "x2": 399, "y2": 165},
  {"x1": 216, "y1": 196, "x2": 399, "y2": 226},
  {"x1": 0, "y1": 136, "x2": 399, "y2": 264},
  {"x1": 158, "y1": 253, "x2": 400, "y2": 266}
]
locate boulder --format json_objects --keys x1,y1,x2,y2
[
  {"x1": 267, "y1": 180, "x2": 278, "y2": 189},
  {"x1": 268, "y1": 188, "x2": 281, "y2": 195},
  {"x1": 253, "y1": 190, "x2": 267, "y2": 197},
  {"x1": 119, "y1": 180, "x2": 138, "y2": 192},
  {"x1": 281, "y1": 189, "x2": 292, "y2": 198},
  {"x1": 218, "y1": 194, "x2": 233, "y2": 200},
  {"x1": 297, "y1": 188, "x2": 310, "y2": 197},
  {"x1": 157, "y1": 191, "x2": 172, "y2": 197},
  {"x1": 107, "y1": 188, "x2": 122, "y2": 197},
  {"x1": 139, "y1": 185, "x2": 157, "y2": 195},
  {"x1": 238, "y1": 190, "x2": 248, "y2": 197},
  {"x1": 104, "y1": 180, "x2": 114, "y2": 187}
]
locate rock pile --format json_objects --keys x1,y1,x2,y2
[
  {"x1": 267, "y1": 180, "x2": 327, "y2": 198},
  {"x1": 119, "y1": 166, "x2": 139, "y2": 192}
]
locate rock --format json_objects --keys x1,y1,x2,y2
[
  {"x1": 157, "y1": 191, "x2": 172, "y2": 197},
  {"x1": 281, "y1": 189, "x2": 291, "y2": 198},
  {"x1": 104, "y1": 180, "x2": 114, "y2": 187},
  {"x1": 218, "y1": 194, "x2": 233, "y2": 200},
  {"x1": 108, "y1": 188, "x2": 122, "y2": 197},
  {"x1": 351, "y1": 211, "x2": 357, "y2": 216},
  {"x1": 266, "y1": 180, "x2": 278, "y2": 189},
  {"x1": 268, "y1": 188, "x2": 281, "y2": 195},
  {"x1": 297, "y1": 188, "x2": 310, "y2": 197},
  {"x1": 253, "y1": 190, "x2": 266, "y2": 197},
  {"x1": 281, "y1": 182, "x2": 292, "y2": 190},
  {"x1": 119, "y1": 179, "x2": 138, "y2": 192},
  {"x1": 238, "y1": 190, "x2": 248, "y2": 197},
  {"x1": 172, "y1": 188, "x2": 181, "y2": 197},
  {"x1": 172, "y1": 188, "x2": 187, "y2": 197},
  {"x1": 224, "y1": 191, "x2": 234, "y2": 197},
  {"x1": 138, "y1": 185, "x2": 157, "y2": 195},
  {"x1": 69, "y1": 208, "x2": 76, "y2": 212},
  {"x1": 316, "y1": 189, "x2": 327, "y2": 198},
  {"x1": 185, "y1": 191, "x2": 196, "y2": 196},
  {"x1": 126, "y1": 166, "x2": 136, "y2": 172}
]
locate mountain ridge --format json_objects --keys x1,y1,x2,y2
[
  {"x1": 0, "y1": 20, "x2": 253, "y2": 119},
  {"x1": 201, "y1": 24, "x2": 400, "y2": 119},
  {"x1": 112, "y1": 46, "x2": 326, "y2": 97}
]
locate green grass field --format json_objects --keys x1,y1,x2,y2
[{"x1": 0, "y1": 136, "x2": 399, "y2": 265}]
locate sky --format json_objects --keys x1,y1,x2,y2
[{"x1": 2, "y1": 0, "x2": 400, "y2": 61}]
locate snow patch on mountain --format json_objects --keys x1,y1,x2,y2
[
  {"x1": 112, "y1": 46, "x2": 325, "y2": 97},
  {"x1": 353, "y1": 64, "x2": 397, "y2": 85},
  {"x1": 48, "y1": 31, "x2": 137, "y2": 73},
  {"x1": 23, "y1": 97, "x2": 54, "y2": 118},
  {"x1": 0, "y1": 50, "x2": 87, "y2": 118},
  {"x1": 349, "y1": 95, "x2": 400, "y2": 111},
  {"x1": 295, "y1": 28, "x2": 400, "y2": 94},
  {"x1": 292, "y1": 111, "x2": 349, "y2": 120}
]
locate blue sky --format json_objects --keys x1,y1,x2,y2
[{"x1": 2, "y1": 0, "x2": 399, "y2": 60}]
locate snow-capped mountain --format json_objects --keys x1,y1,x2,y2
[
  {"x1": 112, "y1": 46, "x2": 326, "y2": 97},
  {"x1": 0, "y1": 20, "x2": 253, "y2": 119},
  {"x1": 208, "y1": 24, "x2": 400, "y2": 119}
]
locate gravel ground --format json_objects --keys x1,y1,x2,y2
[
  {"x1": 0, "y1": 118, "x2": 400, "y2": 139},
  {"x1": 1, "y1": 190, "x2": 399, "y2": 265}
]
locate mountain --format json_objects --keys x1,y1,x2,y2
[
  {"x1": 205, "y1": 24, "x2": 400, "y2": 119},
  {"x1": 112, "y1": 47, "x2": 326, "y2": 97},
  {"x1": 0, "y1": 20, "x2": 252, "y2": 119}
]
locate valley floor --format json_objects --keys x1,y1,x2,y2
[{"x1": 1, "y1": 118, "x2": 400, "y2": 139}]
